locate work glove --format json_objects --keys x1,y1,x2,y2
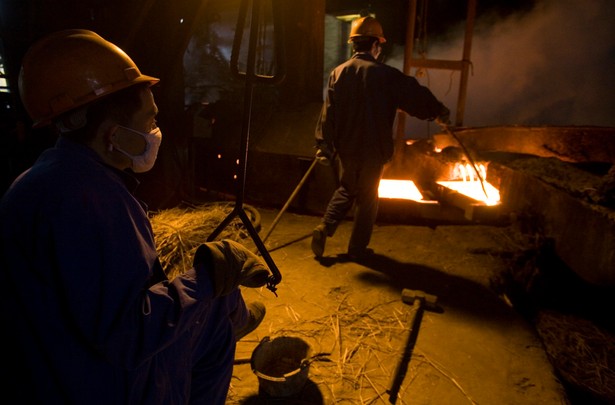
[
  {"x1": 434, "y1": 106, "x2": 451, "y2": 128},
  {"x1": 193, "y1": 239, "x2": 270, "y2": 297},
  {"x1": 315, "y1": 145, "x2": 334, "y2": 166}
]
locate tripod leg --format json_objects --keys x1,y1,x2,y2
[
  {"x1": 207, "y1": 208, "x2": 240, "y2": 242},
  {"x1": 238, "y1": 208, "x2": 282, "y2": 287}
]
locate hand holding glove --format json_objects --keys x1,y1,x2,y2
[{"x1": 193, "y1": 239, "x2": 270, "y2": 297}]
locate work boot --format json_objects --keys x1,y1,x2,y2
[
  {"x1": 235, "y1": 301, "x2": 266, "y2": 341},
  {"x1": 311, "y1": 224, "x2": 327, "y2": 258}
]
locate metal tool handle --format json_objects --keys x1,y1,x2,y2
[
  {"x1": 261, "y1": 158, "x2": 318, "y2": 243},
  {"x1": 388, "y1": 298, "x2": 424, "y2": 404},
  {"x1": 442, "y1": 125, "x2": 489, "y2": 199}
]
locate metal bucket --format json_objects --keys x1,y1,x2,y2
[{"x1": 250, "y1": 336, "x2": 312, "y2": 397}]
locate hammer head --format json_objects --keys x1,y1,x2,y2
[{"x1": 401, "y1": 289, "x2": 438, "y2": 310}]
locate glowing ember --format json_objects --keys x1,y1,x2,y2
[{"x1": 378, "y1": 179, "x2": 425, "y2": 200}]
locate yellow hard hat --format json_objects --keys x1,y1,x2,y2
[
  {"x1": 19, "y1": 29, "x2": 159, "y2": 128},
  {"x1": 348, "y1": 16, "x2": 386, "y2": 43}
]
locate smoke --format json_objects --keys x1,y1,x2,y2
[{"x1": 391, "y1": 0, "x2": 615, "y2": 133}]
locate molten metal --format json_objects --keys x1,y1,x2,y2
[
  {"x1": 437, "y1": 180, "x2": 500, "y2": 206},
  {"x1": 439, "y1": 163, "x2": 500, "y2": 206},
  {"x1": 378, "y1": 179, "x2": 424, "y2": 200},
  {"x1": 378, "y1": 163, "x2": 500, "y2": 206}
]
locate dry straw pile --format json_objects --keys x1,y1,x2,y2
[
  {"x1": 535, "y1": 309, "x2": 615, "y2": 402},
  {"x1": 150, "y1": 202, "x2": 256, "y2": 280}
]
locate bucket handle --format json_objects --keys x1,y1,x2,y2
[
  {"x1": 252, "y1": 352, "x2": 331, "y2": 382},
  {"x1": 303, "y1": 352, "x2": 332, "y2": 366},
  {"x1": 253, "y1": 369, "x2": 292, "y2": 382}
]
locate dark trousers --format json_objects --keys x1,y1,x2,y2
[
  {"x1": 188, "y1": 289, "x2": 247, "y2": 404},
  {"x1": 322, "y1": 158, "x2": 383, "y2": 252},
  {"x1": 144, "y1": 288, "x2": 248, "y2": 405}
]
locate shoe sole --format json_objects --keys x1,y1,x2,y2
[{"x1": 311, "y1": 228, "x2": 325, "y2": 258}]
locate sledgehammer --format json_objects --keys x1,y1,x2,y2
[{"x1": 387, "y1": 289, "x2": 439, "y2": 404}]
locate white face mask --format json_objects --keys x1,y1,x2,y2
[{"x1": 113, "y1": 125, "x2": 162, "y2": 173}]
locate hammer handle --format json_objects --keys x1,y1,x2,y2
[{"x1": 388, "y1": 298, "x2": 424, "y2": 404}]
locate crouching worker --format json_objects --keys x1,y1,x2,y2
[{"x1": 0, "y1": 30, "x2": 268, "y2": 404}]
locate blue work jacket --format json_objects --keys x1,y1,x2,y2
[{"x1": 0, "y1": 137, "x2": 224, "y2": 404}]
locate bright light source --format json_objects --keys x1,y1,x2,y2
[
  {"x1": 437, "y1": 180, "x2": 500, "y2": 206},
  {"x1": 378, "y1": 179, "x2": 424, "y2": 201},
  {"x1": 438, "y1": 162, "x2": 501, "y2": 206},
  {"x1": 0, "y1": 59, "x2": 9, "y2": 93}
]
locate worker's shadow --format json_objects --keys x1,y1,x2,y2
[
  {"x1": 319, "y1": 252, "x2": 513, "y2": 322},
  {"x1": 239, "y1": 378, "x2": 325, "y2": 404}
]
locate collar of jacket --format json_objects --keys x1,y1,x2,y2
[
  {"x1": 352, "y1": 52, "x2": 376, "y2": 62},
  {"x1": 56, "y1": 136, "x2": 141, "y2": 194}
]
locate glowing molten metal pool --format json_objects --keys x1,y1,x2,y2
[
  {"x1": 378, "y1": 179, "x2": 425, "y2": 201},
  {"x1": 379, "y1": 163, "x2": 500, "y2": 206}
]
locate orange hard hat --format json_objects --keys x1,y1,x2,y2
[
  {"x1": 348, "y1": 16, "x2": 386, "y2": 44},
  {"x1": 18, "y1": 29, "x2": 159, "y2": 128}
]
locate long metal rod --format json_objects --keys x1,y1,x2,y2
[
  {"x1": 262, "y1": 158, "x2": 318, "y2": 243},
  {"x1": 262, "y1": 149, "x2": 339, "y2": 244},
  {"x1": 443, "y1": 125, "x2": 488, "y2": 199}
]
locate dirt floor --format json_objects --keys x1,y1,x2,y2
[
  {"x1": 209, "y1": 207, "x2": 571, "y2": 405},
  {"x1": 151, "y1": 199, "x2": 615, "y2": 404},
  {"x1": 149, "y1": 134, "x2": 615, "y2": 404}
]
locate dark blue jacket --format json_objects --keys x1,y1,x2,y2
[
  {"x1": 316, "y1": 52, "x2": 446, "y2": 164},
  {"x1": 0, "y1": 137, "x2": 229, "y2": 404}
]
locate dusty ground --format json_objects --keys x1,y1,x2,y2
[
  {"x1": 217, "y1": 207, "x2": 570, "y2": 405},
  {"x1": 150, "y1": 139, "x2": 615, "y2": 404}
]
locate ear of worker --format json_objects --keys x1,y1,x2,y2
[{"x1": 193, "y1": 239, "x2": 270, "y2": 297}]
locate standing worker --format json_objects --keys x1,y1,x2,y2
[
  {"x1": 0, "y1": 30, "x2": 269, "y2": 404},
  {"x1": 312, "y1": 16, "x2": 450, "y2": 260}
]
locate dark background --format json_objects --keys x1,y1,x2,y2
[{"x1": 2, "y1": 0, "x2": 611, "y2": 209}]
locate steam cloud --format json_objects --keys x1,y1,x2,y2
[{"x1": 392, "y1": 0, "x2": 615, "y2": 135}]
